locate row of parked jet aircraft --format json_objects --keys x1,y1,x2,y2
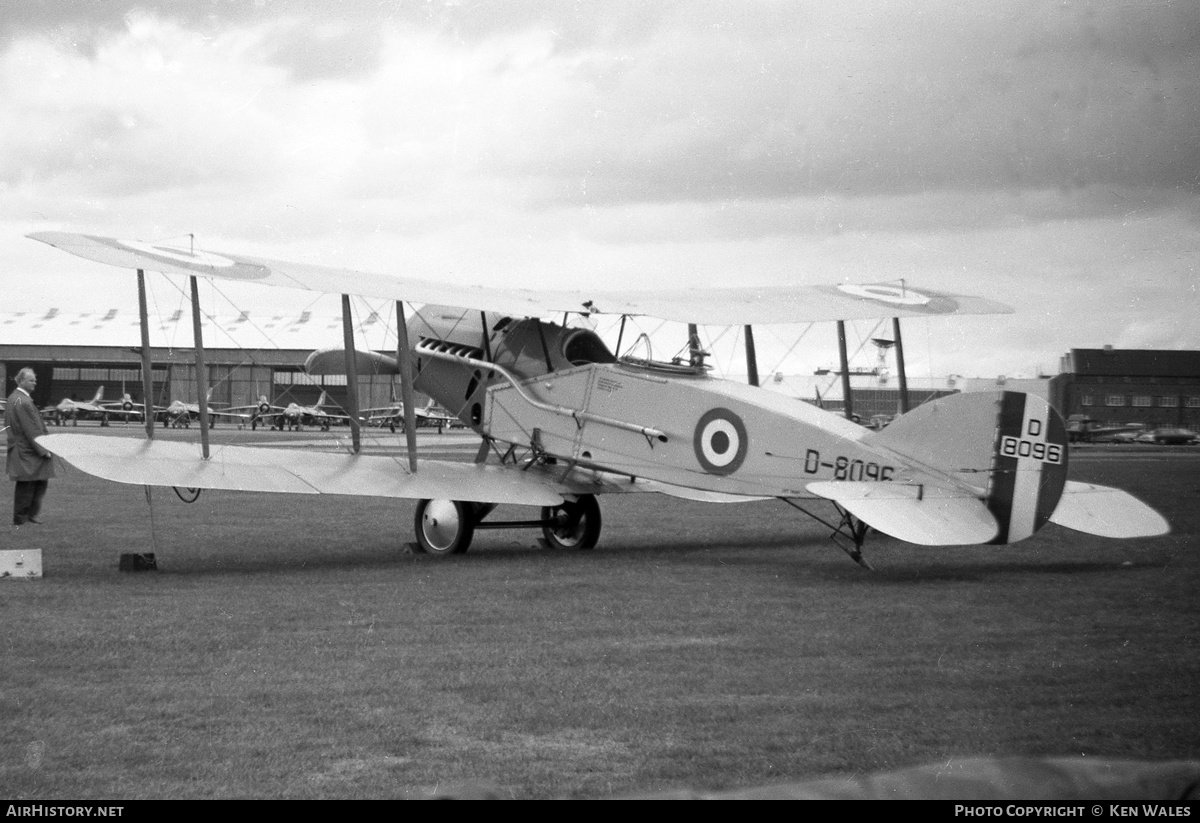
[{"x1": 35, "y1": 386, "x2": 460, "y2": 432}]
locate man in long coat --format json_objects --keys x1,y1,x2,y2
[{"x1": 6, "y1": 367, "x2": 55, "y2": 525}]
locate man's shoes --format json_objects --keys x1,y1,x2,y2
[{"x1": 27, "y1": 517, "x2": 42, "y2": 525}]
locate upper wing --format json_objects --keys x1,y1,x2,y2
[{"x1": 29, "y1": 231, "x2": 1013, "y2": 325}]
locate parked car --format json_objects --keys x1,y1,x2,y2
[{"x1": 1137, "y1": 427, "x2": 1198, "y2": 445}]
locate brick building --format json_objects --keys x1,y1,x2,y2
[{"x1": 1048, "y1": 348, "x2": 1200, "y2": 429}]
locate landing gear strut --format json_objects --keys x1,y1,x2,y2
[{"x1": 781, "y1": 498, "x2": 875, "y2": 570}]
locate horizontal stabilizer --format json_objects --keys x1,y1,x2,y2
[
  {"x1": 305, "y1": 348, "x2": 400, "y2": 376},
  {"x1": 807, "y1": 481, "x2": 998, "y2": 545},
  {"x1": 1050, "y1": 481, "x2": 1170, "y2": 538},
  {"x1": 39, "y1": 434, "x2": 565, "y2": 506}
]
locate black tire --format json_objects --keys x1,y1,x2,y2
[
  {"x1": 413, "y1": 499, "x2": 475, "y2": 556},
  {"x1": 541, "y1": 495, "x2": 601, "y2": 550}
]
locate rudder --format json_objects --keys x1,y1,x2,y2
[
  {"x1": 984, "y1": 392, "x2": 1069, "y2": 543},
  {"x1": 868, "y1": 391, "x2": 1068, "y2": 544}
]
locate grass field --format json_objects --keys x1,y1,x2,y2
[{"x1": 2, "y1": 430, "x2": 1198, "y2": 799}]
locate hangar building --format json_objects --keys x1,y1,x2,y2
[
  {"x1": 1048, "y1": 347, "x2": 1200, "y2": 429},
  {"x1": 0, "y1": 307, "x2": 403, "y2": 419}
]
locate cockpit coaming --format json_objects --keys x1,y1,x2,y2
[{"x1": 409, "y1": 306, "x2": 615, "y2": 430}]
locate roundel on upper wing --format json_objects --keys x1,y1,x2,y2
[
  {"x1": 837, "y1": 283, "x2": 931, "y2": 306},
  {"x1": 119, "y1": 239, "x2": 238, "y2": 268},
  {"x1": 693, "y1": 408, "x2": 748, "y2": 475},
  {"x1": 102, "y1": 238, "x2": 271, "y2": 280}
]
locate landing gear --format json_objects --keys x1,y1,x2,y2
[
  {"x1": 541, "y1": 495, "x2": 601, "y2": 550},
  {"x1": 410, "y1": 494, "x2": 603, "y2": 557},
  {"x1": 413, "y1": 499, "x2": 476, "y2": 556}
]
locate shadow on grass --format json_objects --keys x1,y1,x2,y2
[
  {"x1": 864, "y1": 559, "x2": 1145, "y2": 584},
  {"x1": 150, "y1": 530, "x2": 1175, "y2": 584}
]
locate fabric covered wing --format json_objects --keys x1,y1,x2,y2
[
  {"x1": 29, "y1": 232, "x2": 1013, "y2": 325},
  {"x1": 39, "y1": 434, "x2": 566, "y2": 506},
  {"x1": 1049, "y1": 481, "x2": 1170, "y2": 538},
  {"x1": 806, "y1": 481, "x2": 999, "y2": 545},
  {"x1": 634, "y1": 479, "x2": 772, "y2": 503}
]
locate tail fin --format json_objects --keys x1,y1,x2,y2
[
  {"x1": 92, "y1": 386, "x2": 105, "y2": 403},
  {"x1": 869, "y1": 391, "x2": 1068, "y2": 544}
]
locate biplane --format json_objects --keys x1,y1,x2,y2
[{"x1": 27, "y1": 231, "x2": 1169, "y2": 567}]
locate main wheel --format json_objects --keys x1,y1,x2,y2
[
  {"x1": 541, "y1": 495, "x2": 601, "y2": 550},
  {"x1": 413, "y1": 499, "x2": 476, "y2": 556}
]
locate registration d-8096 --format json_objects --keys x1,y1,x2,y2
[
  {"x1": 803, "y1": 448, "x2": 895, "y2": 481},
  {"x1": 999, "y1": 436, "x2": 1064, "y2": 464}
]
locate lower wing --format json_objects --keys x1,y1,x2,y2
[
  {"x1": 40, "y1": 432, "x2": 771, "y2": 509},
  {"x1": 39, "y1": 433, "x2": 566, "y2": 506}
]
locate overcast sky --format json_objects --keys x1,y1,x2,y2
[{"x1": 2, "y1": 0, "x2": 1196, "y2": 381}]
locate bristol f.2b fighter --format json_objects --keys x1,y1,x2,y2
[{"x1": 28, "y1": 232, "x2": 1169, "y2": 567}]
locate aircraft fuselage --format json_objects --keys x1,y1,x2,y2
[
  {"x1": 410, "y1": 315, "x2": 923, "y2": 499},
  {"x1": 483, "y1": 361, "x2": 910, "y2": 498}
]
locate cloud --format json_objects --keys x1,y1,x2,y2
[
  {"x1": 1, "y1": 1, "x2": 1197, "y2": 379},
  {"x1": 258, "y1": 20, "x2": 386, "y2": 81},
  {"x1": 469, "y1": 2, "x2": 1200, "y2": 207}
]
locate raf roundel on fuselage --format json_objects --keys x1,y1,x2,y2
[{"x1": 694, "y1": 408, "x2": 749, "y2": 476}]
